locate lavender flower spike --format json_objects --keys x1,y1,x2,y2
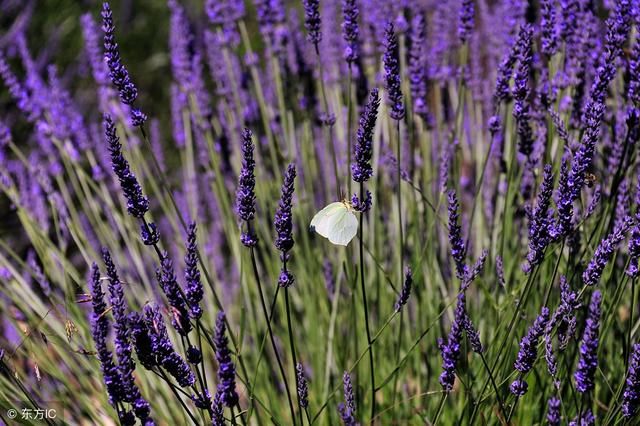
[
  {"x1": 439, "y1": 293, "x2": 466, "y2": 391},
  {"x1": 104, "y1": 115, "x2": 149, "y2": 218},
  {"x1": 510, "y1": 307, "x2": 550, "y2": 396},
  {"x1": 145, "y1": 306, "x2": 195, "y2": 387},
  {"x1": 547, "y1": 396, "x2": 561, "y2": 425},
  {"x1": 447, "y1": 190, "x2": 468, "y2": 280},
  {"x1": 583, "y1": 217, "x2": 631, "y2": 286},
  {"x1": 395, "y1": 267, "x2": 413, "y2": 312},
  {"x1": 457, "y1": 0, "x2": 474, "y2": 44},
  {"x1": 102, "y1": 2, "x2": 146, "y2": 126},
  {"x1": 574, "y1": 291, "x2": 602, "y2": 394},
  {"x1": 623, "y1": 343, "x2": 640, "y2": 418},
  {"x1": 296, "y1": 363, "x2": 309, "y2": 409},
  {"x1": 523, "y1": 164, "x2": 554, "y2": 273},
  {"x1": 157, "y1": 252, "x2": 191, "y2": 335},
  {"x1": 237, "y1": 128, "x2": 258, "y2": 247},
  {"x1": 341, "y1": 0, "x2": 359, "y2": 65},
  {"x1": 215, "y1": 311, "x2": 239, "y2": 407},
  {"x1": 338, "y1": 371, "x2": 356, "y2": 424},
  {"x1": 540, "y1": 0, "x2": 558, "y2": 56},
  {"x1": 383, "y1": 21, "x2": 405, "y2": 121},
  {"x1": 303, "y1": 0, "x2": 322, "y2": 47},
  {"x1": 184, "y1": 222, "x2": 203, "y2": 319},
  {"x1": 89, "y1": 263, "x2": 123, "y2": 405},
  {"x1": 275, "y1": 163, "x2": 297, "y2": 288},
  {"x1": 512, "y1": 24, "x2": 534, "y2": 158},
  {"x1": 352, "y1": 88, "x2": 380, "y2": 183}
]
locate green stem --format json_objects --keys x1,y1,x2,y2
[{"x1": 249, "y1": 247, "x2": 297, "y2": 424}]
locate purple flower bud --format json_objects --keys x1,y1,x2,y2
[
  {"x1": 237, "y1": 128, "x2": 258, "y2": 246},
  {"x1": 103, "y1": 115, "x2": 149, "y2": 218},
  {"x1": 156, "y1": 252, "x2": 191, "y2": 335},
  {"x1": 383, "y1": 22, "x2": 405, "y2": 121},
  {"x1": 547, "y1": 396, "x2": 561, "y2": 425},
  {"x1": 102, "y1": 2, "x2": 146, "y2": 126},
  {"x1": 574, "y1": 291, "x2": 602, "y2": 393},
  {"x1": 512, "y1": 24, "x2": 534, "y2": 158},
  {"x1": 145, "y1": 305, "x2": 195, "y2": 387},
  {"x1": 89, "y1": 263, "x2": 124, "y2": 404},
  {"x1": 296, "y1": 363, "x2": 309, "y2": 409},
  {"x1": 214, "y1": 311, "x2": 238, "y2": 407},
  {"x1": 447, "y1": 190, "x2": 468, "y2": 280},
  {"x1": 341, "y1": 0, "x2": 359, "y2": 64},
  {"x1": 395, "y1": 267, "x2": 413, "y2": 312},
  {"x1": 510, "y1": 307, "x2": 550, "y2": 395},
  {"x1": 583, "y1": 217, "x2": 631, "y2": 286},
  {"x1": 352, "y1": 88, "x2": 380, "y2": 183},
  {"x1": 184, "y1": 222, "x2": 203, "y2": 319},
  {"x1": 623, "y1": 343, "x2": 640, "y2": 418},
  {"x1": 303, "y1": 0, "x2": 322, "y2": 46},
  {"x1": 540, "y1": 0, "x2": 558, "y2": 56},
  {"x1": 457, "y1": 0, "x2": 474, "y2": 44},
  {"x1": 523, "y1": 164, "x2": 554, "y2": 273}
]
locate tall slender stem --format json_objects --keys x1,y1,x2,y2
[
  {"x1": 359, "y1": 181, "x2": 376, "y2": 423},
  {"x1": 285, "y1": 287, "x2": 304, "y2": 426},
  {"x1": 249, "y1": 248, "x2": 297, "y2": 424}
]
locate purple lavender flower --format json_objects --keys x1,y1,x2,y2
[
  {"x1": 275, "y1": 163, "x2": 296, "y2": 287},
  {"x1": 394, "y1": 267, "x2": 412, "y2": 312},
  {"x1": 540, "y1": 0, "x2": 558, "y2": 56},
  {"x1": 211, "y1": 389, "x2": 225, "y2": 426},
  {"x1": 129, "y1": 312, "x2": 156, "y2": 370},
  {"x1": 341, "y1": 0, "x2": 359, "y2": 65},
  {"x1": 493, "y1": 256, "x2": 504, "y2": 288},
  {"x1": 383, "y1": 21, "x2": 405, "y2": 121},
  {"x1": 184, "y1": 222, "x2": 203, "y2": 319},
  {"x1": 493, "y1": 36, "x2": 520, "y2": 105},
  {"x1": 569, "y1": 409, "x2": 595, "y2": 426},
  {"x1": 409, "y1": 12, "x2": 430, "y2": 123},
  {"x1": 338, "y1": 371, "x2": 356, "y2": 422},
  {"x1": 89, "y1": 263, "x2": 124, "y2": 404},
  {"x1": 303, "y1": 0, "x2": 322, "y2": 47},
  {"x1": 352, "y1": 88, "x2": 380, "y2": 183},
  {"x1": 547, "y1": 396, "x2": 561, "y2": 425},
  {"x1": 457, "y1": 0, "x2": 474, "y2": 44},
  {"x1": 553, "y1": 101, "x2": 606, "y2": 240},
  {"x1": 214, "y1": 311, "x2": 238, "y2": 407},
  {"x1": 0, "y1": 52, "x2": 38, "y2": 121},
  {"x1": 168, "y1": 0, "x2": 193, "y2": 90},
  {"x1": 623, "y1": 343, "x2": 640, "y2": 418},
  {"x1": 447, "y1": 190, "x2": 468, "y2": 280},
  {"x1": 102, "y1": 251, "x2": 153, "y2": 423},
  {"x1": 629, "y1": 219, "x2": 640, "y2": 278},
  {"x1": 583, "y1": 217, "x2": 631, "y2": 286},
  {"x1": 510, "y1": 307, "x2": 550, "y2": 396},
  {"x1": 512, "y1": 24, "x2": 534, "y2": 158},
  {"x1": 274, "y1": 164, "x2": 296, "y2": 253},
  {"x1": 574, "y1": 291, "x2": 602, "y2": 393},
  {"x1": 296, "y1": 363, "x2": 309, "y2": 409},
  {"x1": 439, "y1": 293, "x2": 465, "y2": 391},
  {"x1": 102, "y1": 250, "x2": 136, "y2": 402},
  {"x1": 103, "y1": 115, "x2": 149, "y2": 218},
  {"x1": 523, "y1": 164, "x2": 554, "y2": 273},
  {"x1": 102, "y1": 2, "x2": 146, "y2": 126},
  {"x1": 156, "y1": 252, "x2": 191, "y2": 335},
  {"x1": 237, "y1": 128, "x2": 258, "y2": 247},
  {"x1": 144, "y1": 306, "x2": 195, "y2": 387}
]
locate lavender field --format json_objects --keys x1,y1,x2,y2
[{"x1": 2, "y1": 0, "x2": 640, "y2": 424}]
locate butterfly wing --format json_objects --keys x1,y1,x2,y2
[
  {"x1": 327, "y1": 209, "x2": 358, "y2": 246},
  {"x1": 310, "y1": 202, "x2": 346, "y2": 239}
]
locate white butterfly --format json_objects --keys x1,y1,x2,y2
[{"x1": 310, "y1": 201, "x2": 358, "y2": 246}]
